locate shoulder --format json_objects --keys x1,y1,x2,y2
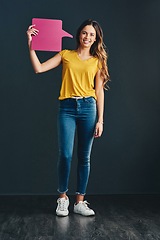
[
  {"x1": 59, "y1": 49, "x2": 75, "y2": 57},
  {"x1": 98, "y1": 60, "x2": 102, "y2": 69},
  {"x1": 92, "y1": 56, "x2": 102, "y2": 70}
]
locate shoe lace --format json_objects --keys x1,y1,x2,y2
[
  {"x1": 82, "y1": 200, "x2": 91, "y2": 210},
  {"x1": 58, "y1": 198, "x2": 67, "y2": 211}
]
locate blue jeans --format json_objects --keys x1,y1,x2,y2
[{"x1": 57, "y1": 97, "x2": 97, "y2": 195}]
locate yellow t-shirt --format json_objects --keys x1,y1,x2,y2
[{"x1": 58, "y1": 50, "x2": 101, "y2": 100}]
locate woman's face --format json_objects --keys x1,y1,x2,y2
[{"x1": 79, "y1": 25, "x2": 96, "y2": 49}]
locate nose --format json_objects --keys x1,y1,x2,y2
[{"x1": 84, "y1": 32, "x2": 89, "y2": 38}]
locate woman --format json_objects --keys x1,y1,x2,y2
[{"x1": 27, "y1": 19, "x2": 109, "y2": 217}]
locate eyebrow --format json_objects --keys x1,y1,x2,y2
[{"x1": 82, "y1": 30, "x2": 95, "y2": 35}]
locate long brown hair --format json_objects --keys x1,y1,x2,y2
[{"x1": 76, "y1": 19, "x2": 110, "y2": 89}]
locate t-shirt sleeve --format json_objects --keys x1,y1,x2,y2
[
  {"x1": 59, "y1": 49, "x2": 68, "y2": 59},
  {"x1": 98, "y1": 60, "x2": 102, "y2": 70}
]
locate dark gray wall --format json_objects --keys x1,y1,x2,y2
[{"x1": 0, "y1": 0, "x2": 160, "y2": 194}]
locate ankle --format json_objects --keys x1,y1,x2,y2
[
  {"x1": 59, "y1": 193, "x2": 68, "y2": 199},
  {"x1": 76, "y1": 195, "x2": 84, "y2": 204}
]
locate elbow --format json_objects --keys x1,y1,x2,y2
[
  {"x1": 34, "y1": 68, "x2": 42, "y2": 74},
  {"x1": 95, "y1": 88, "x2": 104, "y2": 97},
  {"x1": 33, "y1": 64, "x2": 42, "y2": 74}
]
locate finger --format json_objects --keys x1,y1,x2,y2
[
  {"x1": 29, "y1": 27, "x2": 39, "y2": 33},
  {"x1": 94, "y1": 129, "x2": 98, "y2": 138},
  {"x1": 31, "y1": 29, "x2": 39, "y2": 35},
  {"x1": 28, "y1": 24, "x2": 36, "y2": 30},
  {"x1": 31, "y1": 27, "x2": 39, "y2": 31},
  {"x1": 27, "y1": 29, "x2": 39, "y2": 36},
  {"x1": 94, "y1": 128, "x2": 103, "y2": 138},
  {"x1": 27, "y1": 25, "x2": 39, "y2": 33}
]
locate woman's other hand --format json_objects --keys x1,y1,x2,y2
[{"x1": 94, "y1": 122, "x2": 103, "y2": 138}]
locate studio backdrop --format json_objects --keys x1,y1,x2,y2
[{"x1": 0, "y1": 0, "x2": 160, "y2": 194}]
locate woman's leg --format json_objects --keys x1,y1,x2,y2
[
  {"x1": 76, "y1": 97, "x2": 97, "y2": 199},
  {"x1": 57, "y1": 101, "x2": 76, "y2": 195}
]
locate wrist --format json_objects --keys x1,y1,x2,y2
[
  {"x1": 97, "y1": 120, "x2": 104, "y2": 124},
  {"x1": 28, "y1": 40, "x2": 32, "y2": 49}
]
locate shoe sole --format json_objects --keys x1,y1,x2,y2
[
  {"x1": 73, "y1": 210, "x2": 95, "y2": 216},
  {"x1": 56, "y1": 210, "x2": 69, "y2": 217}
]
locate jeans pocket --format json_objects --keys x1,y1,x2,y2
[
  {"x1": 85, "y1": 97, "x2": 96, "y2": 104},
  {"x1": 59, "y1": 99, "x2": 72, "y2": 108}
]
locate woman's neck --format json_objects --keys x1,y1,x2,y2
[{"x1": 77, "y1": 47, "x2": 91, "y2": 57}]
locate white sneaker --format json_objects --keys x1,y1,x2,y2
[
  {"x1": 56, "y1": 197, "x2": 69, "y2": 216},
  {"x1": 73, "y1": 200, "x2": 95, "y2": 216}
]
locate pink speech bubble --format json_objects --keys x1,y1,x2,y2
[{"x1": 31, "y1": 18, "x2": 73, "y2": 52}]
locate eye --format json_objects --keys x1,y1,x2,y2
[{"x1": 82, "y1": 31, "x2": 86, "y2": 35}]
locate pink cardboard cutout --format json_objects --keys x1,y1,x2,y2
[{"x1": 31, "y1": 18, "x2": 73, "y2": 52}]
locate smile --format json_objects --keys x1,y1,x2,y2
[{"x1": 83, "y1": 40, "x2": 91, "y2": 44}]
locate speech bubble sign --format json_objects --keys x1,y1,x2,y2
[{"x1": 31, "y1": 18, "x2": 73, "y2": 52}]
